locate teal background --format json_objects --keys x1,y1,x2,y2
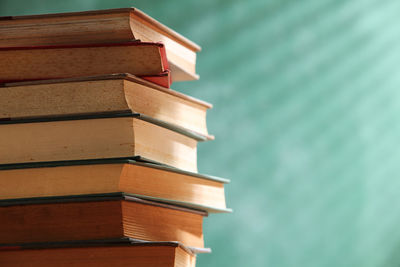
[{"x1": 2, "y1": 0, "x2": 400, "y2": 266}]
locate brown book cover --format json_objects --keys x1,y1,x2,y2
[
  {"x1": 0, "y1": 194, "x2": 207, "y2": 250},
  {"x1": 0, "y1": 241, "x2": 197, "y2": 267},
  {"x1": 0, "y1": 41, "x2": 172, "y2": 88}
]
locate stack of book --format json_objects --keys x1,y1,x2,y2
[{"x1": 0, "y1": 8, "x2": 231, "y2": 267}]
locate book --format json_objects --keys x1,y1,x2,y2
[
  {"x1": 0, "y1": 241, "x2": 197, "y2": 267},
  {"x1": 0, "y1": 42, "x2": 172, "y2": 88},
  {"x1": 0, "y1": 74, "x2": 213, "y2": 140},
  {"x1": 0, "y1": 114, "x2": 198, "y2": 172},
  {"x1": 0, "y1": 159, "x2": 230, "y2": 213},
  {"x1": 0, "y1": 8, "x2": 200, "y2": 82},
  {"x1": 0, "y1": 194, "x2": 206, "y2": 249}
]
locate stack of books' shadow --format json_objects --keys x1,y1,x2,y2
[{"x1": 0, "y1": 8, "x2": 231, "y2": 267}]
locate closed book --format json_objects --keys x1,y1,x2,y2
[
  {"x1": 0, "y1": 241, "x2": 196, "y2": 267},
  {"x1": 0, "y1": 114, "x2": 198, "y2": 172},
  {"x1": 0, "y1": 194, "x2": 206, "y2": 249},
  {"x1": 0, "y1": 159, "x2": 230, "y2": 213},
  {"x1": 0, "y1": 42, "x2": 172, "y2": 88},
  {"x1": 0, "y1": 74, "x2": 212, "y2": 139},
  {"x1": 0, "y1": 8, "x2": 200, "y2": 81}
]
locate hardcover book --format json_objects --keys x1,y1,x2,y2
[
  {"x1": 0, "y1": 42, "x2": 172, "y2": 88},
  {"x1": 0, "y1": 241, "x2": 197, "y2": 267},
  {"x1": 0, "y1": 8, "x2": 200, "y2": 81},
  {"x1": 0, "y1": 194, "x2": 206, "y2": 249},
  {"x1": 0, "y1": 74, "x2": 213, "y2": 139},
  {"x1": 0, "y1": 114, "x2": 198, "y2": 172},
  {"x1": 0, "y1": 159, "x2": 230, "y2": 213}
]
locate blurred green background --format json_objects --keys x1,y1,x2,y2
[{"x1": 3, "y1": 0, "x2": 400, "y2": 266}]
